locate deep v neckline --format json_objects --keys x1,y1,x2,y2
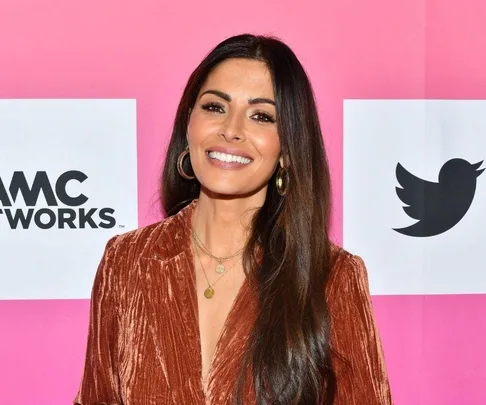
[
  {"x1": 186, "y1": 240, "x2": 249, "y2": 399},
  {"x1": 189, "y1": 249, "x2": 248, "y2": 401}
]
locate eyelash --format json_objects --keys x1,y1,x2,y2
[{"x1": 200, "y1": 102, "x2": 276, "y2": 124}]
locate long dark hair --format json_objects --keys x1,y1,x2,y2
[{"x1": 161, "y1": 34, "x2": 336, "y2": 405}]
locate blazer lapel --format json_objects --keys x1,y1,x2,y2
[{"x1": 137, "y1": 200, "x2": 206, "y2": 404}]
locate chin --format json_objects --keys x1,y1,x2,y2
[
  {"x1": 202, "y1": 186, "x2": 247, "y2": 198},
  {"x1": 199, "y1": 181, "x2": 267, "y2": 200}
]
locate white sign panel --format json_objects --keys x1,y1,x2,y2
[
  {"x1": 0, "y1": 99, "x2": 138, "y2": 299},
  {"x1": 343, "y1": 100, "x2": 486, "y2": 295}
]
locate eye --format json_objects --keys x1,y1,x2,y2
[
  {"x1": 201, "y1": 102, "x2": 225, "y2": 113},
  {"x1": 252, "y1": 110, "x2": 276, "y2": 124}
]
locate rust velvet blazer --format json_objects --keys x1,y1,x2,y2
[{"x1": 74, "y1": 199, "x2": 393, "y2": 405}]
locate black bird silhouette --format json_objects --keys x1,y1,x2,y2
[{"x1": 393, "y1": 158, "x2": 484, "y2": 237}]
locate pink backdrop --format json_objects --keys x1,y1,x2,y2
[{"x1": 1, "y1": 0, "x2": 485, "y2": 403}]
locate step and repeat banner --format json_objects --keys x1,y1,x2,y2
[{"x1": 1, "y1": 1, "x2": 485, "y2": 404}]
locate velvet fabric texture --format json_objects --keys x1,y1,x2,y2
[{"x1": 74, "y1": 199, "x2": 393, "y2": 405}]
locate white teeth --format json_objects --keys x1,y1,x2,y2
[{"x1": 208, "y1": 151, "x2": 252, "y2": 164}]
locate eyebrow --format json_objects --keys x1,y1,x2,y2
[{"x1": 199, "y1": 89, "x2": 275, "y2": 106}]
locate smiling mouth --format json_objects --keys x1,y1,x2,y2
[{"x1": 207, "y1": 151, "x2": 253, "y2": 164}]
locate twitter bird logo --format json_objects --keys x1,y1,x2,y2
[{"x1": 393, "y1": 158, "x2": 484, "y2": 237}]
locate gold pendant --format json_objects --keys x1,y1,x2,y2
[
  {"x1": 204, "y1": 286, "x2": 215, "y2": 299},
  {"x1": 216, "y1": 263, "x2": 225, "y2": 274}
]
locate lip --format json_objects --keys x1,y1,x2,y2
[{"x1": 205, "y1": 146, "x2": 253, "y2": 160}]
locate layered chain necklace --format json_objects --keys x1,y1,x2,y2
[
  {"x1": 190, "y1": 230, "x2": 244, "y2": 299},
  {"x1": 191, "y1": 229, "x2": 244, "y2": 274}
]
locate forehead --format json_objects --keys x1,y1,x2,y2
[{"x1": 202, "y1": 58, "x2": 274, "y2": 97}]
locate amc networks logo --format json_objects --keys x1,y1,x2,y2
[
  {"x1": 394, "y1": 158, "x2": 484, "y2": 237},
  {"x1": 0, "y1": 170, "x2": 116, "y2": 230}
]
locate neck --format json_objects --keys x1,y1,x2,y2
[{"x1": 191, "y1": 189, "x2": 265, "y2": 257}]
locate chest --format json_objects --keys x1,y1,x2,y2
[
  {"x1": 194, "y1": 267, "x2": 248, "y2": 391},
  {"x1": 116, "y1": 255, "x2": 256, "y2": 405}
]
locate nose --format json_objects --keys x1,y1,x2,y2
[{"x1": 219, "y1": 112, "x2": 246, "y2": 142}]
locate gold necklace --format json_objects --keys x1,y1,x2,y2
[
  {"x1": 192, "y1": 237, "x2": 238, "y2": 299},
  {"x1": 191, "y1": 229, "x2": 244, "y2": 274}
]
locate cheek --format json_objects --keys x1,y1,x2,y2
[
  {"x1": 253, "y1": 130, "x2": 281, "y2": 158},
  {"x1": 187, "y1": 113, "x2": 218, "y2": 144},
  {"x1": 187, "y1": 115, "x2": 202, "y2": 140}
]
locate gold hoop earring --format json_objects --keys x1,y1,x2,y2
[
  {"x1": 276, "y1": 165, "x2": 289, "y2": 196},
  {"x1": 177, "y1": 146, "x2": 196, "y2": 180}
]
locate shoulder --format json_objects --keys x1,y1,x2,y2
[
  {"x1": 109, "y1": 220, "x2": 165, "y2": 251},
  {"x1": 93, "y1": 221, "x2": 166, "y2": 287},
  {"x1": 106, "y1": 209, "x2": 186, "y2": 260},
  {"x1": 100, "y1": 199, "x2": 196, "y2": 273},
  {"x1": 326, "y1": 242, "x2": 370, "y2": 301},
  {"x1": 93, "y1": 215, "x2": 181, "y2": 293},
  {"x1": 329, "y1": 242, "x2": 367, "y2": 272}
]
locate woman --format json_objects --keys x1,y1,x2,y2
[{"x1": 74, "y1": 34, "x2": 393, "y2": 405}]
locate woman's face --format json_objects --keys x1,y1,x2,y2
[{"x1": 187, "y1": 58, "x2": 283, "y2": 200}]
